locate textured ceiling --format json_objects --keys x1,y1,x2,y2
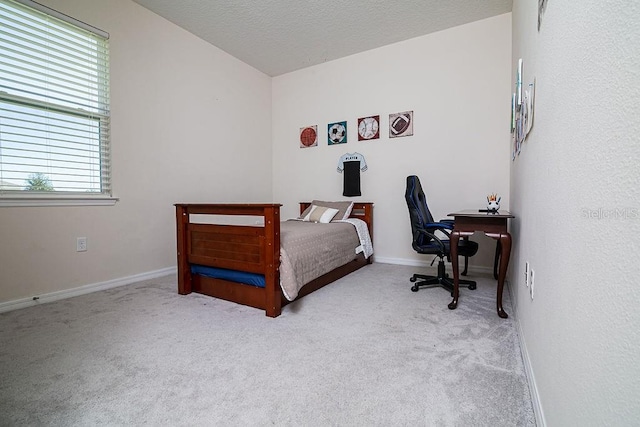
[{"x1": 131, "y1": 0, "x2": 512, "y2": 77}]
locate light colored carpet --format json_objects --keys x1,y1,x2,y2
[{"x1": 0, "y1": 263, "x2": 535, "y2": 426}]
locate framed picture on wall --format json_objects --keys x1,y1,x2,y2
[
  {"x1": 357, "y1": 115, "x2": 380, "y2": 141},
  {"x1": 538, "y1": 0, "x2": 548, "y2": 31},
  {"x1": 299, "y1": 125, "x2": 318, "y2": 148},
  {"x1": 389, "y1": 111, "x2": 413, "y2": 138},
  {"x1": 328, "y1": 121, "x2": 347, "y2": 145},
  {"x1": 516, "y1": 58, "x2": 523, "y2": 105},
  {"x1": 511, "y1": 93, "x2": 516, "y2": 133}
]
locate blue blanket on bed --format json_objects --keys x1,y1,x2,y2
[{"x1": 190, "y1": 265, "x2": 266, "y2": 288}]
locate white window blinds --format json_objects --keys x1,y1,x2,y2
[{"x1": 0, "y1": 0, "x2": 110, "y2": 196}]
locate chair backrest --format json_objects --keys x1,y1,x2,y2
[{"x1": 405, "y1": 175, "x2": 436, "y2": 249}]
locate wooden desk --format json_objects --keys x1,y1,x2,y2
[{"x1": 447, "y1": 210, "x2": 515, "y2": 318}]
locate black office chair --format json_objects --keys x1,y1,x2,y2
[{"x1": 405, "y1": 175, "x2": 478, "y2": 294}]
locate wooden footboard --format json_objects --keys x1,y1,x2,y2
[{"x1": 175, "y1": 202, "x2": 373, "y2": 317}]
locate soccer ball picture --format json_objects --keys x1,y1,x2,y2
[{"x1": 328, "y1": 121, "x2": 347, "y2": 144}]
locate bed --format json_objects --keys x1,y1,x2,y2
[{"x1": 175, "y1": 202, "x2": 374, "y2": 317}]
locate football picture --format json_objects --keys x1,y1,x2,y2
[
  {"x1": 328, "y1": 121, "x2": 347, "y2": 145},
  {"x1": 389, "y1": 111, "x2": 413, "y2": 138}
]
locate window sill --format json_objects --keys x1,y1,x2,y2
[{"x1": 0, "y1": 195, "x2": 119, "y2": 207}]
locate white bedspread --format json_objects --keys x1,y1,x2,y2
[{"x1": 338, "y1": 218, "x2": 374, "y2": 258}]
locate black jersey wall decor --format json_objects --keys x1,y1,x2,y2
[{"x1": 337, "y1": 152, "x2": 367, "y2": 197}]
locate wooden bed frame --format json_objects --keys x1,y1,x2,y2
[{"x1": 175, "y1": 202, "x2": 374, "y2": 317}]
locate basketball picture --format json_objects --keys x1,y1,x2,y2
[
  {"x1": 328, "y1": 121, "x2": 347, "y2": 145},
  {"x1": 389, "y1": 111, "x2": 413, "y2": 138},
  {"x1": 300, "y1": 125, "x2": 318, "y2": 148}
]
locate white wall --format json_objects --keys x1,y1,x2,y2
[
  {"x1": 272, "y1": 14, "x2": 512, "y2": 269},
  {"x1": 0, "y1": 0, "x2": 272, "y2": 303},
  {"x1": 511, "y1": 1, "x2": 640, "y2": 424}
]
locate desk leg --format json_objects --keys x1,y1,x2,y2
[
  {"x1": 448, "y1": 230, "x2": 460, "y2": 310},
  {"x1": 493, "y1": 240, "x2": 501, "y2": 280},
  {"x1": 496, "y1": 233, "x2": 512, "y2": 318}
]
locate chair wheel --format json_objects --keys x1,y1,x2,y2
[
  {"x1": 410, "y1": 277, "x2": 417, "y2": 282},
  {"x1": 469, "y1": 284, "x2": 477, "y2": 290},
  {"x1": 411, "y1": 285, "x2": 419, "y2": 292}
]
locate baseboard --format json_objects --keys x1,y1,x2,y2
[
  {"x1": 0, "y1": 267, "x2": 177, "y2": 314},
  {"x1": 374, "y1": 256, "x2": 493, "y2": 275},
  {"x1": 510, "y1": 284, "x2": 547, "y2": 426}
]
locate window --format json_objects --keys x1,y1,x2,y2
[{"x1": 0, "y1": 0, "x2": 114, "y2": 206}]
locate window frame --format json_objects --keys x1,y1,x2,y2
[{"x1": 0, "y1": 0, "x2": 116, "y2": 207}]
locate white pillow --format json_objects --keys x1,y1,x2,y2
[
  {"x1": 300, "y1": 200, "x2": 354, "y2": 221},
  {"x1": 303, "y1": 205, "x2": 339, "y2": 223}
]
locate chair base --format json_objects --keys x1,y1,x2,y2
[{"x1": 410, "y1": 259, "x2": 476, "y2": 295}]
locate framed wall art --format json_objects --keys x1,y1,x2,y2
[
  {"x1": 389, "y1": 111, "x2": 413, "y2": 138},
  {"x1": 299, "y1": 125, "x2": 318, "y2": 148},
  {"x1": 328, "y1": 121, "x2": 347, "y2": 145},
  {"x1": 357, "y1": 115, "x2": 380, "y2": 141},
  {"x1": 538, "y1": 0, "x2": 548, "y2": 31}
]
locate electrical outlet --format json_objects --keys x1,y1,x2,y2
[
  {"x1": 525, "y1": 262, "x2": 530, "y2": 287},
  {"x1": 76, "y1": 237, "x2": 87, "y2": 252},
  {"x1": 530, "y1": 268, "x2": 535, "y2": 299}
]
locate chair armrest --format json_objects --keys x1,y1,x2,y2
[
  {"x1": 415, "y1": 227, "x2": 447, "y2": 252},
  {"x1": 425, "y1": 221, "x2": 453, "y2": 230},
  {"x1": 424, "y1": 222, "x2": 452, "y2": 238}
]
